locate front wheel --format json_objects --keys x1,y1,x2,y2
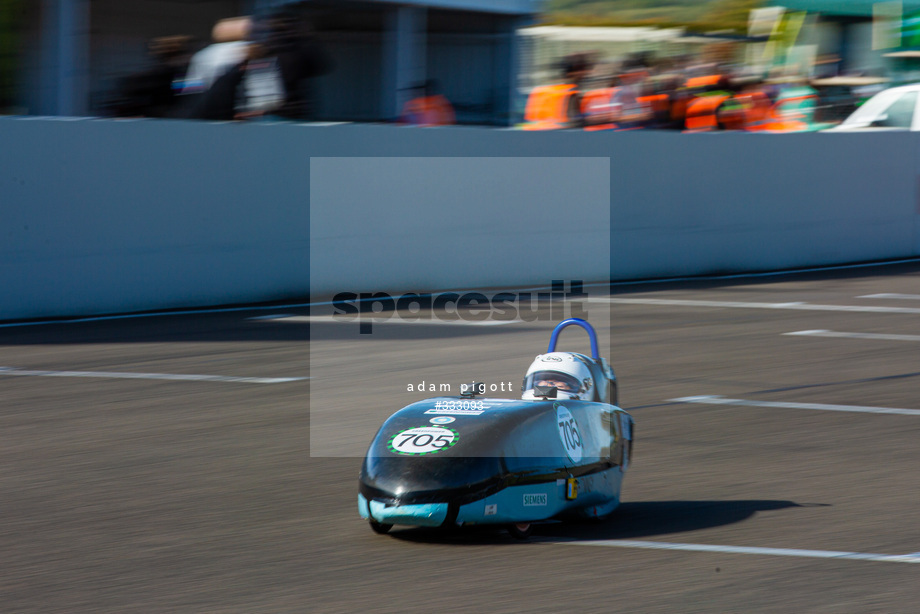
[
  {"x1": 507, "y1": 523, "x2": 533, "y2": 540},
  {"x1": 369, "y1": 519, "x2": 393, "y2": 535}
]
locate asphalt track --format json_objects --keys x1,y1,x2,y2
[{"x1": 3, "y1": 263, "x2": 920, "y2": 613}]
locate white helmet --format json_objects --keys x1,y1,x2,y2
[{"x1": 521, "y1": 352, "x2": 595, "y2": 401}]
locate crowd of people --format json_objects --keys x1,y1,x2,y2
[
  {"x1": 523, "y1": 51, "x2": 856, "y2": 133},
  {"x1": 106, "y1": 9, "x2": 332, "y2": 122},
  {"x1": 106, "y1": 11, "x2": 461, "y2": 127},
  {"x1": 106, "y1": 18, "x2": 862, "y2": 132}
]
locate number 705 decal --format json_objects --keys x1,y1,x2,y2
[
  {"x1": 388, "y1": 426, "x2": 459, "y2": 455},
  {"x1": 555, "y1": 405, "x2": 583, "y2": 462}
]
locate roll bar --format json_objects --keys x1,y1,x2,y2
[{"x1": 547, "y1": 318, "x2": 600, "y2": 359}]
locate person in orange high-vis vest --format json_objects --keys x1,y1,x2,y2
[
  {"x1": 400, "y1": 79, "x2": 455, "y2": 126},
  {"x1": 684, "y1": 93, "x2": 732, "y2": 131},
  {"x1": 521, "y1": 53, "x2": 592, "y2": 130},
  {"x1": 676, "y1": 73, "x2": 727, "y2": 130},
  {"x1": 523, "y1": 83, "x2": 577, "y2": 130}
]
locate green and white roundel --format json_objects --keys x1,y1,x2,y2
[{"x1": 388, "y1": 426, "x2": 459, "y2": 456}]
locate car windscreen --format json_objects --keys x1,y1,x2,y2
[{"x1": 841, "y1": 88, "x2": 915, "y2": 127}]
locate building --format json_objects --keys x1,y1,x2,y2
[
  {"x1": 12, "y1": 0, "x2": 535, "y2": 125},
  {"x1": 776, "y1": 0, "x2": 920, "y2": 77},
  {"x1": 518, "y1": 25, "x2": 688, "y2": 89}
]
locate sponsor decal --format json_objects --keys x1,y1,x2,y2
[
  {"x1": 484, "y1": 504, "x2": 497, "y2": 516},
  {"x1": 436, "y1": 400, "x2": 487, "y2": 410},
  {"x1": 429, "y1": 416, "x2": 456, "y2": 425},
  {"x1": 424, "y1": 400, "x2": 488, "y2": 415},
  {"x1": 388, "y1": 426, "x2": 459, "y2": 456},
  {"x1": 542, "y1": 355, "x2": 563, "y2": 362},
  {"x1": 523, "y1": 493, "x2": 547, "y2": 507},
  {"x1": 555, "y1": 404, "x2": 583, "y2": 463},
  {"x1": 565, "y1": 477, "x2": 578, "y2": 500}
]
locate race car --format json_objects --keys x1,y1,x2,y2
[{"x1": 358, "y1": 318, "x2": 634, "y2": 539}]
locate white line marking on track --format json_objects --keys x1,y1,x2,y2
[
  {"x1": 590, "y1": 298, "x2": 920, "y2": 314},
  {"x1": 248, "y1": 314, "x2": 297, "y2": 320},
  {"x1": 670, "y1": 395, "x2": 920, "y2": 416},
  {"x1": 859, "y1": 293, "x2": 920, "y2": 300},
  {"x1": 785, "y1": 329, "x2": 920, "y2": 342},
  {"x1": 554, "y1": 539, "x2": 920, "y2": 564},
  {"x1": 252, "y1": 315, "x2": 521, "y2": 326},
  {"x1": 0, "y1": 367, "x2": 307, "y2": 384}
]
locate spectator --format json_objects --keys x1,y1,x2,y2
[
  {"x1": 188, "y1": 39, "x2": 283, "y2": 121},
  {"x1": 609, "y1": 59, "x2": 653, "y2": 130},
  {"x1": 561, "y1": 53, "x2": 592, "y2": 129},
  {"x1": 108, "y1": 35, "x2": 192, "y2": 118},
  {"x1": 187, "y1": 10, "x2": 331, "y2": 122},
  {"x1": 400, "y1": 79, "x2": 455, "y2": 126},
  {"x1": 182, "y1": 17, "x2": 251, "y2": 95},
  {"x1": 257, "y1": 9, "x2": 333, "y2": 121}
]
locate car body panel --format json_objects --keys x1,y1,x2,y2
[
  {"x1": 358, "y1": 396, "x2": 633, "y2": 528},
  {"x1": 827, "y1": 82, "x2": 920, "y2": 131}
]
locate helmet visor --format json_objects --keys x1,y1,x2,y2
[{"x1": 524, "y1": 370, "x2": 582, "y2": 394}]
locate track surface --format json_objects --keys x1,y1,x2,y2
[{"x1": 3, "y1": 264, "x2": 920, "y2": 613}]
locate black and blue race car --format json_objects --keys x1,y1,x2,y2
[{"x1": 358, "y1": 318, "x2": 634, "y2": 538}]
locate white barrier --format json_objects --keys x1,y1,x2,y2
[{"x1": 1, "y1": 117, "x2": 917, "y2": 320}]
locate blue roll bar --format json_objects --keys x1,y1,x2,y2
[{"x1": 547, "y1": 318, "x2": 600, "y2": 359}]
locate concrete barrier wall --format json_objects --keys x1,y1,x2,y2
[
  {"x1": 309, "y1": 156, "x2": 612, "y2": 294},
  {"x1": 607, "y1": 131, "x2": 919, "y2": 279},
  {"x1": 0, "y1": 118, "x2": 311, "y2": 320},
  {"x1": 1, "y1": 116, "x2": 917, "y2": 320}
]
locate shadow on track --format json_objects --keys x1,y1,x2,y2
[{"x1": 383, "y1": 499, "x2": 824, "y2": 545}]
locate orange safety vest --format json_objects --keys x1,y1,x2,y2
[
  {"x1": 684, "y1": 94, "x2": 732, "y2": 132},
  {"x1": 685, "y1": 74, "x2": 723, "y2": 90},
  {"x1": 637, "y1": 93, "x2": 669, "y2": 115},
  {"x1": 400, "y1": 94, "x2": 455, "y2": 126},
  {"x1": 685, "y1": 91, "x2": 777, "y2": 132},
  {"x1": 733, "y1": 90, "x2": 772, "y2": 129},
  {"x1": 522, "y1": 84, "x2": 576, "y2": 130},
  {"x1": 637, "y1": 92, "x2": 670, "y2": 126},
  {"x1": 751, "y1": 94, "x2": 817, "y2": 133},
  {"x1": 715, "y1": 99, "x2": 748, "y2": 131},
  {"x1": 670, "y1": 92, "x2": 691, "y2": 125}
]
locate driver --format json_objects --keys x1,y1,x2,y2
[{"x1": 521, "y1": 352, "x2": 595, "y2": 401}]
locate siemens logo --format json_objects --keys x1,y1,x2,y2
[{"x1": 523, "y1": 493, "x2": 547, "y2": 506}]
